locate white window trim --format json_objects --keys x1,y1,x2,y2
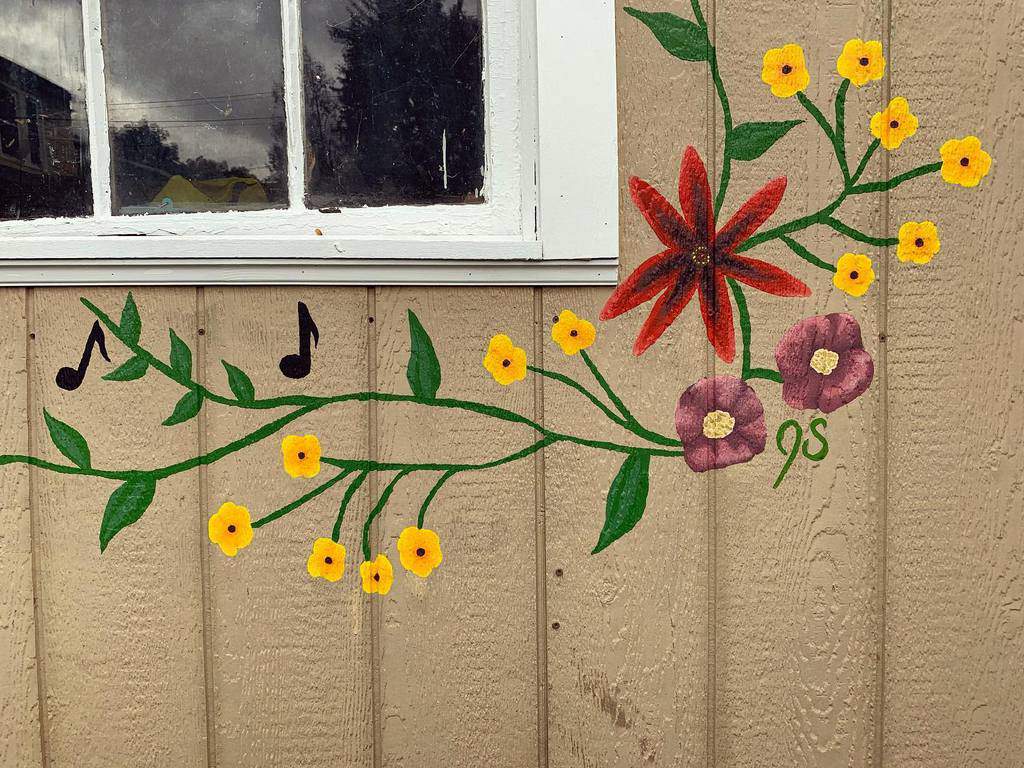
[{"x1": 0, "y1": 0, "x2": 619, "y2": 285}]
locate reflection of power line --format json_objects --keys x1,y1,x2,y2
[
  {"x1": 107, "y1": 91, "x2": 274, "y2": 107},
  {"x1": 108, "y1": 116, "x2": 285, "y2": 125}
]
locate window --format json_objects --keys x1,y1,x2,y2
[{"x1": 0, "y1": 0, "x2": 618, "y2": 285}]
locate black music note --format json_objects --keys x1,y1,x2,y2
[
  {"x1": 56, "y1": 321, "x2": 111, "y2": 391},
  {"x1": 279, "y1": 302, "x2": 320, "y2": 379}
]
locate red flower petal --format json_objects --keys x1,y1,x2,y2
[
  {"x1": 601, "y1": 248, "x2": 684, "y2": 320},
  {"x1": 715, "y1": 176, "x2": 787, "y2": 254},
  {"x1": 678, "y1": 147, "x2": 715, "y2": 243},
  {"x1": 720, "y1": 254, "x2": 811, "y2": 297},
  {"x1": 697, "y1": 271, "x2": 735, "y2": 363},
  {"x1": 632, "y1": 271, "x2": 699, "y2": 355},
  {"x1": 629, "y1": 176, "x2": 694, "y2": 250}
]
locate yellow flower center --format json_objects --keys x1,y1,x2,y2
[
  {"x1": 810, "y1": 348, "x2": 840, "y2": 376},
  {"x1": 227, "y1": 524, "x2": 236, "y2": 533},
  {"x1": 960, "y1": 157, "x2": 970, "y2": 167},
  {"x1": 859, "y1": 56, "x2": 869, "y2": 66},
  {"x1": 416, "y1": 547, "x2": 426, "y2": 557},
  {"x1": 702, "y1": 410, "x2": 735, "y2": 440},
  {"x1": 297, "y1": 452, "x2": 305, "y2": 460},
  {"x1": 782, "y1": 64, "x2": 792, "y2": 74},
  {"x1": 691, "y1": 244, "x2": 711, "y2": 266}
]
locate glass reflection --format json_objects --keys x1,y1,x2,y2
[
  {"x1": 301, "y1": 0, "x2": 485, "y2": 209},
  {"x1": 102, "y1": 0, "x2": 288, "y2": 214},
  {"x1": 0, "y1": 0, "x2": 92, "y2": 220}
]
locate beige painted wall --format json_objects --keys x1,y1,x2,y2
[{"x1": 2, "y1": 0, "x2": 1022, "y2": 766}]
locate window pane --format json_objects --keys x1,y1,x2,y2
[
  {"x1": 301, "y1": 0, "x2": 485, "y2": 209},
  {"x1": 0, "y1": 0, "x2": 92, "y2": 221},
  {"x1": 102, "y1": 0, "x2": 288, "y2": 215}
]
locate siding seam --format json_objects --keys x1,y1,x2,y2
[
  {"x1": 533, "y1": 288, "x2": 549, "y2": 768},
  {"x1": 368, "y1": 287, "x2": 383, "y2": 768}
]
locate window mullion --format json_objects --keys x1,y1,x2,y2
[
  {"x1": 281, "y1": 0, "x2": 306, "y2": 211},
  {"x1": 81, "y1": 0, "x2": 112, "y2": 218}
]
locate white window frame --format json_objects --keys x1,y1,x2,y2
[{"x1": 0, "y1": 0, "x2": 619, "y2": 285}]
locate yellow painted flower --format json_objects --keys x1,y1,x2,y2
[
  {"x1": 761, "y1": 44, "x2": 810, "y2": 98},
  {"x1": 837, "y1": 39, "x2": 885, "y2": 86},
  {"x1": 396, "y1": 526, "x2": 443, "y2": 578},
  {"x1": 940, "y1": 136, "x2": 992, "y2": 187},
  {"x1": 208, "y1": 502, "x2": 254, "y2": 557},
  {"x1": 897, "y1": 221, "x2": 941, "y2": 264},
  {"x1": 483, "y1": 334, "x2": 527, "y2": 386},
  {"x1": 359, "y1": 554, "x2": 395, "y2": 595},
  {"x1": 551, "y1": 310, "x2": 596, "y2": 355},
  {"x1": 833, "y1": 253, "x2": 876, "y2": 297},
  {"x1": 282, "y1": 434, "x2": 321, "y2": 478},
  {"x1": 306, "y1": 537, "x2": 346, "y2": 582},
  {"x1": 870, "y1": 97, "x2": 919, "y2": 151}
]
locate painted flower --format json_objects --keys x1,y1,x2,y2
[
  {"x1": 761, "y1": 44, "x2": 810, "y2": 98},
  {"x1": 940, "y1": 136, "x2": 992, "y2": 187},
  {"x1": 360, "y1": 554, "x2": 395, "y2": 595},
  {"x1": 775, "y1": 313, "x2": 874, "y2": 413},
  {"x1": 483, "y1": 334, "x2": 527, "y2": 385},
  {"x1": 833, "y1": 253, "x2": 875, "y2": 297},
  {"x1": 675, "y1": 376, "x2": 767, "y2": 473},
  {"x1": 602, "y1": 147, "x2": 810, "y2": 360},
  {"x1": 836, "y1": 39, "x2": 885, "y2": 86},
  {"x1": 306, "y1": 538, "x2": 346, "y2": 582},
  {"x1": 208, "y1": 502, "x2": 254, "y2": 557},
  {"x1": 551, "y1": 309, "x2": 596, "y2": 355},
  {"x1": 282, "y1": 434, "x2": 321, "y2": 478},
  {"x1": 870, "y1": 97, "x2": 918, "y2": 151},
  {"x1": 396, "y1": 526, "x2": 443, "y2": 578},
  {"x1": 897, "y1": 221, "x2": 940, "y2": 264}
]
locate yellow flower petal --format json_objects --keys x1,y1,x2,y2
[
  {"x1": 761, "y1": 43, "x2": 810, "y2": 98},
  {"x1": 282, "y1": 434, "x2": 322, "y2": 478},
  {"x1": 396, "y1": 526, "x2": 443, "y2": 578},
  {"x1": 360, "y1": 554, "x2": 395, "y2": 595},
  {"x1": 551, "y1": 310, "x2": 596, "y2": 355},
  {"x1": 307, "y1": 537, "x2": 346, "y2": 582},
  {"x1": 483, "y1": 334, "x2": 528, "y2": 385},
  {"x1": 897, "y1": 221, "x2": 940, "y2": 264},
  {"x1": 833, "y1": 253, "x2": 875, "y2": 297},
  {"x1": 207, "y1": 502, "x2": 254, "y2": 558},
  {"x1": 870, "y1": 97, "x2": 919, "y2": 151},
  {"x1": 837, "y1": 39, "x2": 885, "y2": 86},
  {"x1": 940, "y1": 136, "x2": 992, "y2": 187}
]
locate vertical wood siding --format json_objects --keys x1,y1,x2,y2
[{"x1": 0, "y1": 1, "x2": 1022, "y2": 765}]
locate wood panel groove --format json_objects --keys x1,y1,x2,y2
[
  {"x1": 367, "y1": 286, "x2": 383, "y2": 768},
  {"x1": 532, "y1": 287, "x2": 550, "y2": 768}
]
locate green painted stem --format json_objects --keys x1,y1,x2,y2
[
  {"x1": 333, "y1": 471, "x2": 367, "y2": 542},
  {"x1": 728, "y1": 278, "x2": 783, "y2": 384},
  {"x1": 833, "y1": 80, "x2": 851, "y2": 181},
  {"x1": 710, "y1": 47, "x2": 733, "y2": 217},
  {"x1": 850, "y1": 161, "x2": 943, "y2": 194},
  {"x1": 824, "y1": 217, "x2": 899, "y2": 247},
  {"x1": 362, "y1": 469, "x2": 412, "y2": 561},
  {"x1": 852, "y1": 139, "x2": 881, "y2": 184},
  {"x1": 528, "y1": 365, "x2": 628, "y2": 428},
  {"x1": 252, "y1": 469, "x2": 353, "y2": 529},
  {"x1": 417, "y1": 469, "x2": 458, "y2": 529},
  {"x1": 780, "y1": 236, "x2": 836, "y2": 273},
  {"x1": 690, "y1": 0, "x2": 707, "y2": 27},
  {"x1": 579, "y1": 349, "x2": 635, "y2": 424}
]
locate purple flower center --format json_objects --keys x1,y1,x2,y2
[
  {"x1": 810, "y1": 348, "x2": 840, "y2": 376},
  {"x1": 702, "y1": 410, "x2": 735, "y2": 439}
]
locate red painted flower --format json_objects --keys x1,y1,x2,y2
[{"x1": 602, "y1": 147, "x2": 811, "y2": 360}]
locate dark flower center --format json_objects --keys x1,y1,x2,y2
[
  {"x1": 915, "y1": 238, "x2": 925, "y2": 248},
  {"x1": 227, "y1": 524, "x2": 236, "y2": 533},
  {"x1": 859, "y1": 57, "x2": 869, "y2": 66},
  {"x1": 324, "y1": 556, "x2": 333, "y2": 565},
  {"x1": 374, "y1": 573, "x2": 380, "y2": 581},
  {"x1": 889, "y1": 120, "x2": 899, "y2": 129},
  {"x1": 551, "y1": 315, "x2": 559, "y2": 323},
  {"x1": 690, "y1": 244, "x2": 711, "y2": 266},
  {"x1": 297, "y1": 452, "x2": 305, "y2": 460},
  {"x1": 781, "y1": 64, "x2": 793, "y2": 75},
  {"x1": 570, "y1": 329, "x2": 578, "y2": 337},
  {"x1": 416, "y1": 547, "x2": 426, "y2": 557},
  {"x1": 850, "y1": 271, "x2": 859, "y2": 280},
  {"x1": 960, "y1": 157, "x2": 970, "y2": 167},
  {"x1": 502, "y1": 359, "x2": 511, "y2": 367}
]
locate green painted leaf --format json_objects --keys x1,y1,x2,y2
[
  {"x1": 624, "y1": 8, "x2": 709, "y2": 62},
  {"x1": 406, "y1": 309, "x2": 442, "y2": 400},
  {"x1": 43, "y1": 409, "x2": 91, "y2": 469},
  {"x1": 163, "y1": 389, "x2": 203, "y2": 426},
  {"x1": 103, "y1": 356, "x2": 149, "y2": 382},
  {"x1": 727, "y1": 120, "x2": 803, "y2": 162},
  {"x1": 99, "y1": 477, "x2": 156, "y2": 552},
  {"x1": 119, "y1": 292, "x2": 142, "y2": 345},
  {"x1": 168, "y1": 330, "x2": 192, "y2": 379},
  {"x1": 222, "y1": 361, "x2": 256, "y2": 402},
  {"x1": 592, "y1": 453, "x2": 650, "y2": 554}
]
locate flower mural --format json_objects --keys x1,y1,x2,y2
[{"x1": 675, "y1": 376, "x2": 767, "y2": 472}]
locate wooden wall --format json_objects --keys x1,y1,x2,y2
[{"x1": 1, "y1": 0, "x2": 1022, "y2": 765}]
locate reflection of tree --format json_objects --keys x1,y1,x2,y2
[
  {"x1": 307, "y1": 0, "x2": 484, "y2": 205},
  {"x1": 110, "y1": 121, "x2": 255, "y2": 208}
]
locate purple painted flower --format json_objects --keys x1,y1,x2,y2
[
  {"x1": 675, "y1": 376, "x2": 767, "y2": 473},
  {"x1": 774, "y1": 313, "x2": 874, "y2": 414}
]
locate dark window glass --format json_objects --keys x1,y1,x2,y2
[
  {"x1": 102, "y1": 0, "x2": 288, "y2": 215},
  {"x1": 0, "y1": 0, "x2": 92, "y2": 220},
  {"x1": 301, "y1": 0, "x2": 485, "y2": 209}
]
